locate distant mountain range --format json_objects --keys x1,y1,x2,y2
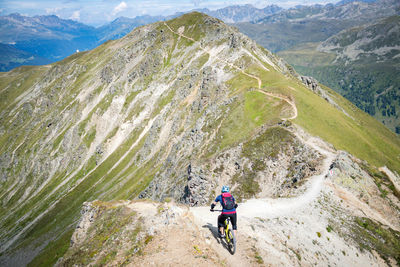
[
  {"x1": 235, "y1": 0, "x2": 399, "y2": 52},
  {"x1": 0, "y1": 13, "x2": 98, "y2": 69},
  {"x1": 1, "y1": 0, "x2": 399, "y2": 132},
  {"x1": 0, "y1": 4, "x2": 283, "y2": 72},
  {"x1": 196, "y1": 4, "x2": 282, "y2": 23},
  {"x1": 234, "y1": 0, "x2": 400, "y2": 132},
  {"x1": 1, "y1": 12, "x2": 399, "y2": 265},
  {"x1": 279, "y1": 15, "x2": 400, "y2": 132}
]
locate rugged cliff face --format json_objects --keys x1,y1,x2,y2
[{"x1": 0, "y1": 12, "x2": 399, "y2": 265}]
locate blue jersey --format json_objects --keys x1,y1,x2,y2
[{"x1": 215, "y1": 193, "x2": 236, "y2": 214}]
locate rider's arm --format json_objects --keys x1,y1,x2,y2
[{"x1": 211, "y1": 195, "x2": 221, "y2": 210}]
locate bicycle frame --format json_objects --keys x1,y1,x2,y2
[
  {"x1": 224, "y1": 217, "x2": 232, "y2": 242},
  {"x1": 211, "y1": 209, "x2": 236, "y2": 254}
]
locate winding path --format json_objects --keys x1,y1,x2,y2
[
  {"x1": 191, "y1": 134, "x2": 336, "y2": 220},
  {"x1": 164, "y1": 22, "x2": 298, "y2": 121}
]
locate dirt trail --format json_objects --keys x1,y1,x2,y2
[
  {"x1": 256, "y1": 89, "x2": 297, "y2": 120},
  {"x1": 190, "y1": 134, "x2": 336, "y2": 265},
  {"x1": 191, "y1": 135, "x2": 335, "y2": 219},
  {"x1": 164, "y1": 22, "x2": 297, "y2": 121},
  {"x1": 164, "y1": 22, "x2": 339, "y2": 263}
]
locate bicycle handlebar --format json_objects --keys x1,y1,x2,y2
[{"x1": 210, "y1": 205, "x2": 238, "y2": 212}]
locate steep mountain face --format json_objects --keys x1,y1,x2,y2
[
  {"x1": 0, "y1": 12, "x2": 399, "y2": 266},
  {"x1": 234, "y1": 0, "x2": 400, "y2": 133},
  {"x1": 319, "y1": 15, "x2": 400, "y2": 63},
  {"x1": 235, "y1": 0, "x2": 399, "y2": 52},
  {"x1": 197, "y1": 4, "x2": 282, "y2": 23},
  {"x1": 279, "y1": 15, "x2": 400, "y2": 132},
  {"x1": 0, "y1": 4, "x2": 283, "y2": 72}
]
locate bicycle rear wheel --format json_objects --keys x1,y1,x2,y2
[{"x1": 227, "y1": 229, "x2": 236, "y2": 255}]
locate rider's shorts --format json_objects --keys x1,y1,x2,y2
[{"x1": 218, "y1": 213, "x2": 237, "y2": 230}]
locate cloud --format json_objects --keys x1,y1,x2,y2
[
  {"x1": 192, "y1": 0, "x2": 202, "y2": 7},
  {"x1": 45, "y1": 7, "x2": 62, "y2": 14},
  {"x1": 70, "y1": 10, "x2": 80, "y2": 20},
  {"x1": 112, "y1": 1, "x2": 127, "y2": 16}
]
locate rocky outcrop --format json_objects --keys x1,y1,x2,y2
[
  {"x1": 57, "y1": 200, "x2": 188, "y2": 266},
  {"x1": 329, "y1": 151, "x2": 400, "y2": 230},
  {"x1": 1, "y1": 11, "x2": 399, "y2": 267},
  {"x1": 70, "y1": 202, "x2": 101, "y2": 247},
  {"x1": 301, "y1": 75, "x2": 351, "y2": 117},
  {"x1": 182, "y1": 165, "x2": 211, "y2": 206}
]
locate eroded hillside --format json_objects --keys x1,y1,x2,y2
[{"x1": 0, "y1": 12, "x2": 399, "y2": 266}]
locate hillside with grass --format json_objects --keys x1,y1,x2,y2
[
  {"x1": 234, "y1": 0, "x2": 400, "y2": 133},
  {"x1": 0, "y1": 12, "x2": 399, "y2": 266},
  {"x1": 278, "y1": 15, "x2": 400, "y2": 132}
]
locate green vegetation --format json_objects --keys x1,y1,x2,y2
[
  {"x1": 1, "y1": 12, "x2": 400, "y2": 267},
  {"x1": 360, "y1": 164, "x2": 400, "y2": 200},
  {"x1": 226, "y1": 71, "x2": 258, "y2": 94},
  {"x1": 291, "y1": 71, "x2": 400, "y2": 173},
  {"x1": 168, "y1": 12, "x2": 206, "y2": 41},
  {"x1": 151, "y1": 89, "x2": 176, "y2": 117},
  {"x1": 242, "y1": 127, "x2": 294, "y2": 161},
  {"x1": 28, "y1": 229, "x2": 74, "y2": 267},
  {"x1": 235, "y1": 19, "x2": 350, "y2": 53},
  {"x1": 289, "y1": 248, "x2": 302, "y2": 261},
  {"x1": 277, "y1": 42, "x2": 336, "y2": 68},
  {"x1": 232, "y1": 168, "x2": 261, "y2": 201},
  {"x1": 277, "y1": 16, "x2": 400, "y2": 133},
  {"x1": 123, "y1": 90, "x2": 140, "y2": 110},
  {"x1": 205, "y1": 90, "x2": 288, "y2": 156},
  {"x1": 105, "y1": 126, "x2": 119, "y2": 141},
  {"x1": 83, "y1": 127, "x2": 96, "y2": 148},
  {"x1": 353, "y1": 217, "x2": 400, "y2": 265},
  {"x1": 60, "y1": 204, "x2": 140, "y2": 266},
  {"x1": 0, "y1": 66, "x2": 48, "y2": 112},
  {"x1": 196, "y1": 53, "x2": 210, "y2": 68},
  {"x1": 14, "y1": 127, "x2": 150, "y2": 265},
  {"x1": 232, "y1": 127, "x2": 295, "y2": 200},
  {"x1": 225, "y1": 55, "x2": 400, "y2": 173}
]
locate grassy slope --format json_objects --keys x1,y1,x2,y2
[
  {"x1": 0, "y1": 14, "x2": 205, "y2": 265},
  {"x1": 0, "y1": 34, "x2": 157, "y2": 265},
  {"x1": 0, "y1": 12, "x2": 399, "y2": 265},
  {"x1": 246, "y1": 48, "x2": 400, "y2": 173},
  {"x1": 277, "y1": 32, "x2": 400, "y2": 132}
]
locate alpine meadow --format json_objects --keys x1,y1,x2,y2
[{"x1": 0, "y1": 11, "x2": 400, "y2": 266}]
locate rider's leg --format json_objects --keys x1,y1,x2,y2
[
  {"x1": 218, "y1": 214, "x2": 226, "y2": 237},
  {"x1": 231, "y1": 213, "x2": 238, "y2": 239}
]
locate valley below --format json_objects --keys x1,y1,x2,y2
[{"x1": 0, "y1": 11, "x2": 399, "y2": 266}]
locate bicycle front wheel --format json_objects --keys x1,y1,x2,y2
[{"x1": 227, "y1": 229, "x2": 236, "y2": 255}]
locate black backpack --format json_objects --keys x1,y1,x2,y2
[{"x1": 222, "y1": 194, "x2": 235, "y2": 210}]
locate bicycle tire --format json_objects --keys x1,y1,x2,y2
[{"x1": 227, "y1": 229, "x2": 236, "y2": 255}]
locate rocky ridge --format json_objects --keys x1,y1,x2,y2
[
  {"x1": 0, "y1": 11, "x2": 399, "y2": 266},
  {"x1": 61, "y1": 132, "x2": 400, "y2": 266}
]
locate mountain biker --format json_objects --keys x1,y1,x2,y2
[{"x1": 210, "y1": 185, "x2": 238, "y2": 238}]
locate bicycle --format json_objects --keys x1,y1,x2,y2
[{"x1": 210, "y1": 209, "x2": 236, "y2": 255}]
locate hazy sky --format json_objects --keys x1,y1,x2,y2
[{"x1": 0, "y1": 0, "x2": 340, "y2": 26}]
